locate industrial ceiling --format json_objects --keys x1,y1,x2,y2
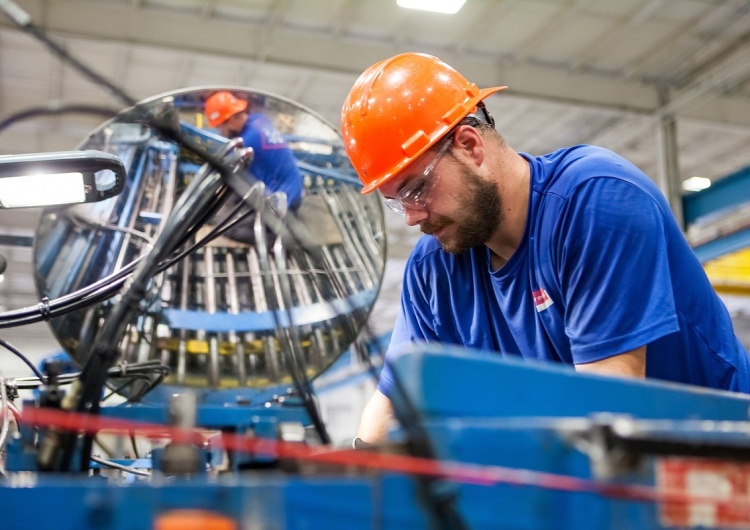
[{"x1": 0, "y1": 0, "x2": 749, "y2": 363}]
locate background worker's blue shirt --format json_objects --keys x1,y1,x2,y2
[
  {"x1": 240, "y1": 112, "x2": 304, "y2": 210},
  {"x1": 379, "y1": 145, "x2": 750, "y2": 397}
]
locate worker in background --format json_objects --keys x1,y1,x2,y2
[
  {"x1": 340, "y1": 52, "x2": 750, "y2": 445},
  {"x1": 204, "y1": 91, "x2": 304, "y2": 242}
]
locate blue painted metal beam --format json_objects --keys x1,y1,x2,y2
[
  {"x1": 683, "y1": 164, "x2": 750, "y2": 228},
  {"x1": 692, "y1": 228, "x2": 750, "y2": 263}
]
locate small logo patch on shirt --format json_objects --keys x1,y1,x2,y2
[{"x1": 532, "y1": 287, "x2": 553, "y2": 312}]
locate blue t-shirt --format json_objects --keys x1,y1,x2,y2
[
  {"x1": 240, "y1": 112, "x2": 304, "y2": 210},
  {"x1": 379, "y1": 145, "x2": 750, "y2": 397}
]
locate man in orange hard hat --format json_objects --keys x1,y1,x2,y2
[
  {"x1": 205, "y1": 91, "x2": 304, "y2": 215},
  {"x1": 340, "y1": 52, "x2": 750, "y2": 445}
]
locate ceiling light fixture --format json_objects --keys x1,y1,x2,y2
[
  {"x1": 397, "y1": 0, "x2": 467, "y2": 15},
  {"x1": 682, "y1": 176, "x2": 712, "y2": 193}
]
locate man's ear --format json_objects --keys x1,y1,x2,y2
[{"x1": 453, "y1": 125, "x2": 485, "y2": 167}]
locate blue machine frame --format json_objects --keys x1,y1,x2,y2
[{"x1": 4, "y1": 343, "x2": 750, "y2": 529}]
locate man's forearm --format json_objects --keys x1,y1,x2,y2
[
  {"x1": 574, "y1": 345, "x2": 647, "y2": 378},
  {"x1": 357, "y1": 390, "x2": 396, "y2": 444}
]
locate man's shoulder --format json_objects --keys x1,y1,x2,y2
[
  {"x1": 538, "y1": 145, "x2": 635, "y2": 177},
  {"x1": 530, "y1": 144, "x2": 653, "y2": 197}
]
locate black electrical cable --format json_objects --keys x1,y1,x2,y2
[
  {"x1": 0, "y1": 338, "x2": 46, "y2": 381},
  {"x1": 260, "y1": 228, "x2": 330, "y2": 444},
  {"x1": 0, "y1": 182, "x2": 232, "y2": 330},
  {"x1": 101, "y1": 375, "x2": 159, "y2": 402},
  {"x1": 0, "y1": 255, "x2": 138, "y2": 328},
  {"x1": 57, "y1": 143, "x2": 247, "y2": 457},
  {"x1": 151, "y1": 149, "x2": 336, "y2": 447},
  {"x1": 222, "y1": 172, "x2": 333, "y2": 444},
  {"x1": 0, "y1": 0, "x2": 136, "y2": 108},
  {"x1": 129, "y1": 432, "x2": 140, "y2": 459},
  {"x1": 0, "y1": 104, "x2": 121, "y2": 136},
  {"x1": 70, "y1": 164, "x2": 227, "y2": 472},
  {"x1": 12, "y1": 360, "x2": 170, "y2": 390}
]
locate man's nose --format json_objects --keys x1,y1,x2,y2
[{"x1": 403, "y1": 206, "x2": 428, "y2": 226}]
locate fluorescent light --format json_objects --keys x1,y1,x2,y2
[
  {"x1": 397, "y1": 0, "x2": 467, "y2": 14},
  {"x1": 682, "y1": 176, "x2": 712, "y2": 192},
  {"x1": 0, "y1": 172, "x2": 86, "y2": 208}
]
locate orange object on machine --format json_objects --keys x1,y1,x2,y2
[
  {"x1": 340, "y1": 52, "x2": 506, "y2": 194},
  {"x1": 154, "y1": 509, "x2": 237, "y2": 530}
]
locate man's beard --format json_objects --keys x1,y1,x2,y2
[{"x1": 421, "y1": 163, "x2": 502, "y2": 254}]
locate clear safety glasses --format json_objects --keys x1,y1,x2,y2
[{"x1": 384, "y1": 135, "x2": 453, "y2": 216}]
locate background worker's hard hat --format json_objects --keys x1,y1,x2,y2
[
  {"x1": 340, "y1": 52, "x2": 506, "y2": 194},
  {"x1": 205, "y1": 91, "x2": 248, "y2": 128}
]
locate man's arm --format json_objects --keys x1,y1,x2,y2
[
  {"x1": 357, "y1": 389, "x2": 396, "y2": 444},
  {"x1": 574, "y1": 345, "x2": 646, "y2": 378}
]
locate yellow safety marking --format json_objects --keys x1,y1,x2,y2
[
  {"x1": 163, "y1": 369, "x2": 318, "y2": 389},
  {"x1": 704, "y1": 248, "x2": 750, "y2": 295},
  {"x1": 155, "y1": 336, "x2": 319, "y2": 355}
]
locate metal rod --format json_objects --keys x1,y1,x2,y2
[
  {"x1": 203, "y1": 246, "x2": 220, "y2": 387},
  {"x1": 225, "y1": 250, "x2": 247, "y2": 386}
]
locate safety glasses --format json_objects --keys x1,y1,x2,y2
[{"x1": 384, "y1": 135, "x2": 453, "y2": 216}]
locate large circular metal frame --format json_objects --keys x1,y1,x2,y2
[{"x1": 33, "y1": 87, "x2": 386, "y2": 399}]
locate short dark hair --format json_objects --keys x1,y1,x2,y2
[
  {"x1": 457, "y1": 115, "x2": 495, "y2": 133},
  {"x1": 432, "y1": 102, "x2": 504, "y2": 153},
  {"x1": 452, "y1": 115, "x2": 504, "y2": 146}
]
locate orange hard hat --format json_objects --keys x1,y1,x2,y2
[
  {"x1": 205, "y1": 91, "x2": 248, "y2": 128},
  {"x1": 340, "y1": 52, "x2": 507, "y2": 194}
]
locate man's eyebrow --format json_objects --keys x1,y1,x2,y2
[
  {"x1": 384, "y1": 173, "x2": 414, "y2": 199},
  {"x1": 403, "y1": 171, "x2": 426, "y2": 190},
  {"x1": 381, "y1": 186, "x2": 401, "y2": 201}
]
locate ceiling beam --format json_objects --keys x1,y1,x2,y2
[{"x1": 2, "y1": 0, "x2": 750, "y2": 129}]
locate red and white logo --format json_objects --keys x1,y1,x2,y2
[
  {"x1": 532, "y1": 287, "x2": 553, "y2": 312},
  {"x1": 657, "y1": 457, "x2": 750, "y2": 528}
]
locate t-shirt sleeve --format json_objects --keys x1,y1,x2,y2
[
  {"x1": 377, "y1": 248, "x2": 438, "y2": 398},
  {"x1": 555, "y1": 177, "x2": 680, "y2": 363},
  {"x1": 376, "y1": 308, "x2": 411, "y2": 398}
]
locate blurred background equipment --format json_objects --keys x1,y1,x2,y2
[{"x1": 33, "y1": 87, "x2": 385, "y2": 397}]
